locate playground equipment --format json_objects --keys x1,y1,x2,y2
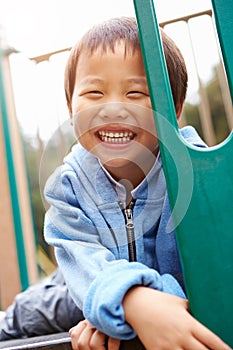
[
  {"x1": 0, "y1": 43, "x2": 38, "y2": 309},
  {"x1": 134, "y1": 0, "x2": 233, "y2": 346}
]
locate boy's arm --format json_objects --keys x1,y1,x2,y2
[
  {"x1": 69, "y1": 287, "x2": 232, "y2": 350},
  {"x1": 44, "y1": 166, "x2": 185, "y2": 340},
  {"x1": 123, "y1": 286, "x2": 231, "y2": 350}
]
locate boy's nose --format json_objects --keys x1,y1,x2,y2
[{"x1": 98, "y1": 102, "x2": 128, "y2": 120}]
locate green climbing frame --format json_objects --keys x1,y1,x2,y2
[{"x1": 133, "y1": 0, "x2": 233, "y2": 346}]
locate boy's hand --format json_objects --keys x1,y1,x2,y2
[
  {"x1": 123, "y1": 286, "x2": 232, "y2": 350},
  {"x1": 69, "y1": 319, "x2": 120, "y2": 350}
]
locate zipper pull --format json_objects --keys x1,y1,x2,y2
[
  {"x1": 125, "y1": 209, "x2": 134, "y2": 231},
  {"x1": 124, "y1": 208, "x2": 136, "y2": 262}
]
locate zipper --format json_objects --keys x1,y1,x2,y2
[{"x1": 122, "y1": 201, "x2": 137, "y2": 262}]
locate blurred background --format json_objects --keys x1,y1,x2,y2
[{"x1": 0, "y1": 0, "x2": 232, "y2": 309}]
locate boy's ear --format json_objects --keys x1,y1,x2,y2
[
  {"x1": 67, "y1": 102, "x2": 72, "y2": 118},
  {"x1": 67, "y1": 102, "x2": 72, "y2": 116},
  {"x1": 67, "y1": 102, "x2": 73, "y2": 124}
]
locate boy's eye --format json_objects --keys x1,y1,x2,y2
[
  {"x1": 86, "y1": 91, "x2": 103, "y2": 95},
  {"x1": 127, "y1": 91, "x2": 148, "y2": 97},
  {"x1": 81, "y1": 90, "x2": 104, "y2": 98}
]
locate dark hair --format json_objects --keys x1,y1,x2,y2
[{"x1": 64, "y1": 16, "x2": 187, "y2": 113}]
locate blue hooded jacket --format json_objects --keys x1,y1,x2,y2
[{"x1": 44, "y1": 126, "x2": 206, "y2": 340}]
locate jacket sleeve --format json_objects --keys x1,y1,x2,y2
[
  {"x1": 44, "y1": 166, "x2": 186, "y2": 340},
  {"x1": 0, "y1": 269, "x2": 83, "y2": 340}
]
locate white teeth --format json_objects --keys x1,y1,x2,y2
[{"x1": 98, "y1": 130, "x2": 134, "y2": 143}]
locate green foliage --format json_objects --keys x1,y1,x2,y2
[
  {"x1": 183, "y1": 102, "x2": 204, "y2": 141},
  {"x1": 183, "y1": 65, "x2": 231, "y2": 145},
  {"x1": 23, "y1": 137, "x2": 47, "y2": 254},
  {"x1": 206, "y1": 70, "x2": 230, "y2": 143},
  {"x1": 23, "y1": 125, "x2": 76, "y2": 273}
]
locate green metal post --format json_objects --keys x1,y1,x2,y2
[
  {"x1": 133, "y1": 0, "x2": 182, "y2": 213},
  {"x1": 0, "y1": 48, "x2": 29, "y2": 291}
]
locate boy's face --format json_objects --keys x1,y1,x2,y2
[{"x1": 71, "y1": 42, "x2": 158, "y2": 177}]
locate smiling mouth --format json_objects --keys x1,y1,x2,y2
[{"x1": 97, "y1": 130, "x2": 135, "y2": 144}]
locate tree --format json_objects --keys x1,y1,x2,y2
[{"x1": 183, "y1": 65, "x2": 231, "y2": 145}]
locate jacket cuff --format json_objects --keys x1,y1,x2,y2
[{"x1": 83, "y1": 261, "x2": 185, "y2": 339}]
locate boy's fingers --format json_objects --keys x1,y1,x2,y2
[
  {"x1": 89, "y1": 330, "x2": 106, "y2": 349},
  {"x1": 193, "y1": 322, "x2": 232, "y2": 350},
  {"x1": 204, "y1": 333, "x2": 232, "y2": 350},
  {"x1": 184, "y1": 337, "x2": 209, "y2": 350},
  {"x1": 89, "y1": 331, "x2": 120, "y2": 350},
  {"x1": 69, "y1": 320, "x2": 87, "y2": 338},
  {"x1": 108, "y1": 337, "x2": 121, "y2": 350},
  {"x1": 77, "y1": 324, "x2": 96, "y2": 349},
  {"x1": 70, "y1": 321, "x2": 87, "y2": 350},
  {"x1": 70, "y1": 320, "x2": 96, "y2": 350}
]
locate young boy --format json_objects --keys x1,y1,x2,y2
[{"x1": 44, "y1": 17, "x2": 231, "y2": 350}]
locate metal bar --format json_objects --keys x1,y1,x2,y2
[
  {"x1": 0, "y1": 333, "x2": 72, "y2": 350},
  {"x1": 0, "y1": 333, "x2": 145, "y2": 350},
  {"x1": 160, "y1": 9, "x2": 212, "y2": 27},
  {"x1": 29, "y1": 10, "x2": 212, "y2": 64},
  {"x1": 30, "y1": 48, "x2": 71, "y2": 64}
]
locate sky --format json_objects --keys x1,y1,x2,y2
[
  {"x1": 0, "y1": 0, "x2": 213, "y2": 56},
  {"x1": 0, "y1": 0, "x2": 220, "y2": 140}
]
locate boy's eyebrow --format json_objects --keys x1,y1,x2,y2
[
  {"x1": 125, "y1": 77, "x2": 148, "y2": 85},
  {"x1": 80, "y1": 77, "x2": 104, "y2": 85}
]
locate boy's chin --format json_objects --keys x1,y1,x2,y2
[{"x1": 100, "y1": 158, "x2": 132, "y2": 169}]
